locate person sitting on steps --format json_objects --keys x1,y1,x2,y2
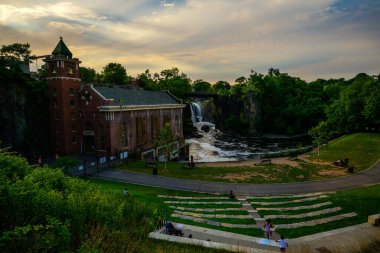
[{"x1": 229, "y1": 190, "x2": 236, "y2": 199}]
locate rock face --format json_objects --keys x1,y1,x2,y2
[{"x1": 203, "y1": 92, "x2": 260, "y2": 135}]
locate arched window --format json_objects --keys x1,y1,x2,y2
[
  {"x1": 175, "y1": 115, "x2": 180, "y2": 134},
  {"x1": 151, "y1": 116, "x2": 159, "y2": 140},
  {"x1": 120, "y1": 122, "x2": 127, "y2": 148},
  {"x1": 136, "y1": 118, "x2": 147, "y2": 146}
]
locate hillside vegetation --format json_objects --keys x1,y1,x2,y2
[{"x1": 0, "y1": 150, "x2": 225, "y2": 253}]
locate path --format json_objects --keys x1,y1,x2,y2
[
  {"x1": 150, "y1": 222, "x2": 380, "y2": 253},
  {"x1": 91, "y1": 159, "x2": 380, "y2": 194}
]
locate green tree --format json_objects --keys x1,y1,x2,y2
[
  {"x1": 102, "y1": 63, "x2": 127, "y2": 85},
  {"x1": 192, "y1": 79, "x2": 211, "y2": 92},
  {"x1": 212, "y1": 80, "x2": 231, "y2": 95},
  {"x1": 155, "y1": 123, "x2": 176, "y2": 169},
  {"x1": 309, "y1": 121, "x2": 332, "y2": 160},
  {"x1": 0, "y1": 43, "x2": 34, "y2": 66},
  {"x1": 137, "y1": 69, "x2": 158, "y2": 90},
  {"x1": 158, "y1": 67, "x2": 192, "y2": 98},
  {"x1": 0, "y1": 43, "x2": 50, "y2": 157},
  {"x1": 80, "y1": 67, "x2": 96, "y2": 83}
]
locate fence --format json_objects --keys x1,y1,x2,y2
[
  {"x1": 64, "y1": 151, "x2": 129, "y2": 177},
  {"x1": 141, "y1": 141, "x2": 179, "y2": 161}
]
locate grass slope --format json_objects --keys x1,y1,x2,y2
[
  {"x1": 88, "y1": 179, "x2": 380, "y2": 239},
  {"x1": 311, "y1": 133, "x2": 380, "y2": 171}
]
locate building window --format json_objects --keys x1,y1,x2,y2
[
  {"x1": 163, "y1": 115, "x2": 171, "y2": 126},
  {"x1": 54, "y1": 99, "x2": 57, "y2": 108},
  {"x1": 69, "y1": 88, "x2": 74, "y2": 96},
  {"x1": 71, "y1": 112, "x2": 76, "y2": 120},
  {"x1": 151, "y1": 116, "x2": 159, "y2": 141},
  {"x1": 55, "y1": 112, "x2": 59, "y2": 120},
  {"x1": 105, "y1": 112, "x2": 115, "y2": 121},
  {"x1": 98, "y1": 124, "x2": 105, "y2": 150},
  {"x1": 175, "y1": 115, "x2": 180, "y2": 134},
  {"x1": 53, "y1": 88, "x2": 57, "y2": 96},
  {"x1": 71, "y1": 124, "x2": 77, "y2": 143},
  {"x1": 70, "y1": 100, "x2": 76, "y2": 108},
  {"x1": 67, "y1": 65, "x2": 74, "y2": 75},
  {"x1": 120, "y1": 122, "x2": 127, "y2": 148},
  {"x1": 136, "y1": 117, "x2": 147, "y2": 146}
]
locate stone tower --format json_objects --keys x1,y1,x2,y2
[{"x1": 44, "y1": 37, "x2": 81, "y2": 156}]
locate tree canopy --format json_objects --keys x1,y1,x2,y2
[
  {"x1": 101, "y1": 63, "x2": 128, "y2": 85},
  {"x1": 80, "y1": 66, "x2": 96, "y2": 83}
]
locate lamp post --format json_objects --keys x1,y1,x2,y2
[{"x1": 119, "y1": 99, "x2": 125, "y2": 164}]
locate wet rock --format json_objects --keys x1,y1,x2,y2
[
  {"x1": 201, "y1": 125, "x2": 210, "y2": 132},
  {"x1": 192, "y1": 133, "x2": 203, "y2": 138}
]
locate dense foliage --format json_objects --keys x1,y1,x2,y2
[
  {"x1": 79, "y1": 66, "x2": 97, "y2": 83},
  {"x1": 310, "y1": 73, "x2": 380, "y2": 143},
  {"x1": 0, "y1": 150, "x2": 157, "y2": 252},
  {"x1": 137, "y1": 67, "x2": 192, "y2": 99},
  {"x1": 102, "y1": 63, "x2": 130, "y2": 85},
  {"x1": 0, "y1": 43, "x2": 50, "y2": 159},
  {"x1": 209, "y1": 69, "x2": 379, "y2": 137}
]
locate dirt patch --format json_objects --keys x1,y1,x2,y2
[
  {"x1": 271, "y1": 157, "x2": 302, "y2": 168},
  {"x1": 298, "y1": 153, "x2": 332, "y2": 166},
  {"x1": 318, "y1": 169, "x2": 347, "y2": 177},
  {"x1": 214, "y1": 171, "x2": 275, "y2": 183},
  {"x1": 198, "y1": 157, "x2": 302, "y2": 168}
]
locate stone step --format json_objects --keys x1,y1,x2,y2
[
  {"x1": 250, "y1": 195, "x2": 328, "y2": 206},
  {"x1": 257, "y1": 201, "x2": 333, "y2": 211},
  {"x1": 264, "y1": 207, "x2": 342, "y2": 219}
]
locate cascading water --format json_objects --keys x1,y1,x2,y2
[
  {"x1": 190, "y1": 102, "x2": 202, "y2": 124},
  {"x1": 189, "y1": 102, "x2": 215, "y2": 131},
  {"x1": 186, "y1": 102, "x2": 311, "y2": 162}
]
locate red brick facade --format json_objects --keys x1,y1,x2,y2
[{"x1": 46, "y1": 40, "x2": 185, "y2": 157}]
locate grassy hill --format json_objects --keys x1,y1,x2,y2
[{"x1": 310, "y1": 133, "x2": 380, "y2": 171}]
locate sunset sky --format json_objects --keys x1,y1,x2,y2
[{"x1": 1, "y1": 0, "x2": 379, "y2": 83}]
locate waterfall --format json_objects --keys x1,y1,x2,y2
[
  {"x1": 190, "y1": 102, "x2": 203, "y2": 125},
  {"x1": 190, "y1": 102, "x2": 215, "y2": 131}
]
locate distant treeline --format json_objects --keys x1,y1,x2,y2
[{"x1": 1, "y1": 43, "x2": 379, "y2": 158}]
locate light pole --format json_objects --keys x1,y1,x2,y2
[{"x1": 119, "y1": 98, "x2": 125, "y2": 164}]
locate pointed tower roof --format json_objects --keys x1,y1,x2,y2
[{"x1": 52, "y1": 37, "x2": 73, "y2": 59}]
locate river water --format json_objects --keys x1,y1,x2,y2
[{"x1": 186, "y1": 102, "x2": 309, "y2": 162}]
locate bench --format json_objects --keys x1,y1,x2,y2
[
  {"x1": 288, "y1": 155, "x2": 297, "y2": 161},
  {"x1": 255, "y1": 159, "x2": 271, "y2": 165},
  {"x1": 368, "y1": 214, "x2": 380, "y2": 226}
]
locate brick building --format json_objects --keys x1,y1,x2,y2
[{"x1": 45, "y1": 38, "x2": 185, "y2": 158}]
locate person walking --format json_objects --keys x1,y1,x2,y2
[
  {"x1": 263, "y1": 219, "x2": 273, "y2": 239},
  {"x1": 277, "y1": 235, "x2": 289, "y2": 252}
]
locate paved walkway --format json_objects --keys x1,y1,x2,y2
[
  {"x1": 91, "y1": 159, "x2": 380, "y2": 194},
  {"x1": 149, "y1": 222, "x2": 380, "y2": 253}
]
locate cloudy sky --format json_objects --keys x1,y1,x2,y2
[{"x1": 1, "y1": 0, "x2": 379, "y2": 82}]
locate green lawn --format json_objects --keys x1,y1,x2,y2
[
  {"x1": 88, "y1": 178, "x2": 380, "y2": 239},
  {"x1": 115, "y1": 161, "x2": 346, "y2": 183},
  {"x1": 310, "y1": 133, "x2": 380, "y2": 171}
]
